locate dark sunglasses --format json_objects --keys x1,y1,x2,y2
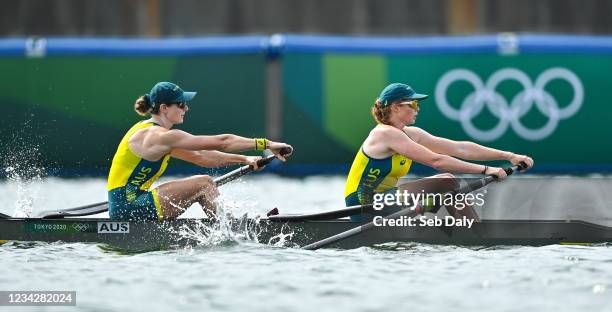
[{"x1": 170, "y1": 102, "x2": 187, "y2": 109}]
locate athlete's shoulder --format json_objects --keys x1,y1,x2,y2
[
  {"x1": 133, "y1": 124, "x2": 169, "y2": 146},
  {"x1": 154, "y1": 128, "x2": 194, "y2": 146},
  {"x1": 403, "y1": 126, "x2": 430, "y2": 142},
  {"x1": 136, "y1": 124, "x2": 166, "y2": 139},
  {"x1": 371, "y1": 124, "x2": 406, "y2": 139},
  {"x1": 147, "y1": 125, "x2": 168, "y2": 133},
  {"x1": 371, "y1": 124, "x2": 398, "y2": 134},
  {"x1": 403, "y1": 126, "x2": 427, "y2": 135}
]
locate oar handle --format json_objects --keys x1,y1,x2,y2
[
  {"x1": 455, "y1": 162, "x2": 525, "y2": 195},
  {"x1": 504, "y1": 161, "x2": 527, "y2": 176},
  {"x1": 213, "y1": 147, "x2": 293, "y2": 186},
  {"x1": 478, "y1": 162, "x2": 526, "y2": 185},
  {"x1": 252, "y1": 146, "x2": 292, "y2": 169}
]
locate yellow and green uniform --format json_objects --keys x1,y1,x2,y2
[
  {"x1": 344, "y1": 148, "x2": 412, "y2": 220},
  {"x1": 107, "y1": 121, "x2": 170, "y2": 220}
]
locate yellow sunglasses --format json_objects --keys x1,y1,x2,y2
[{"x1": 398, "y1": 100, "x2": 419, "y2": 110}]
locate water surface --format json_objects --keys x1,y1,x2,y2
[{"x1": 1, "y1": 176, "x2": 610, "y2": 311}]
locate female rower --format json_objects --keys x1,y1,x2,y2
[
  {"x1": 344, "y1": 83, "x2": 533, "y2": 221},
  {"x1": 107, "y1": 82, "x2": 292, "y2": 221}
]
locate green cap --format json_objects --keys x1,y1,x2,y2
[
  {"x1": 378, "y1": 83, "x2": 428, "y2": 106},
  {"x1": 149, "y1": 82, "x2": 196, "y2": 104}
]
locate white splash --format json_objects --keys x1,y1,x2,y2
[
  {"x1": 266, "y1": 223, "x2": 295, "y2": 247},
  {"x1": 172, "y1": 195, "x2": 260, "y2": 247},
  {"x1": 592, "y1": 284, "x2": 606, "y2": 294},
  {"x1": 3, "y1": 148, "x2": 46, "y2": 218}
]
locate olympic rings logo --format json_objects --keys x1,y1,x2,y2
[
  {"x1": 72, "y1": 223, "x2": 90, "y2": 232},
  {"x1": 434, "y1": 68, "x2": 584, "y2": 141}
]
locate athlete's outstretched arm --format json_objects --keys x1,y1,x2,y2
[
  {"x1": 404, "y1": 127, "x2": 533, "y2": 168},
  {"x1": 157, "y1": 130, "x2": 257, "y2": 152},
  {"x1": 379, "y1": 127, "x2": 508, "y2": 179},
  {"x1": 154, "y1": 129, "x2": 292, "y2": 159},
  {"x1": 171, "y1": 149, "x2": 260, "y2": 168}
]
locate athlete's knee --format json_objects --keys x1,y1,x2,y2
[
  {"x1": 434, "y1": 173, "x2": 456, "y2": 179},
  {"x1": 193, "y1": 175, "x2": 214, "y2": 187},
  {"x1": 194, "y1": 175, "x2": 219, "y2": 198},
  {"x1": 427, "y1": 173, "x2": 460, "y2": 190}
]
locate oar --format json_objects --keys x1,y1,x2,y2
[
  {"x1": 302, "y1": 163, "x2": 526, "y2": 250},
  {"x1": 267, "y1": 203, "x2": 376, "y2": 221},
  {"x1": 38, "y1": 147, "x2": 292, "y2": 219}
]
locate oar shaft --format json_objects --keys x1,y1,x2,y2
[
  {"x1": 214, "y1": 147, "x2": 291, "y2": 186},
  {"x1": 268, "y1": 204, "x2": 375, "y2": 221},
  {"x1": 213, "y1": 154, "x2": 274, "y2": 186},
  {"x1": 301, "y1": 209, "x2": 420, "y2": 250},
  {"x1": 301, "y1": 224, "x2": 365, "y2": 250}
]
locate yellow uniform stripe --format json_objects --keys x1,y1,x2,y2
[
  {"x1": 151, "y1": 189, "x2": 164, "y2": 220},
  {"x1": 344, "y1": 149, "x2": 370, "y2": 197}
]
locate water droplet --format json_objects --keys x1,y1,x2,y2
[
  {"x1": 565, "y1": 255, "x2": 579, "y2": 261},
  {"x1": 593, "y1": 284, "x2": 606, "y2": 294}
]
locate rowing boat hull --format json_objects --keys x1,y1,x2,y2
[
  {"x1": 0, "y1": 218, "x2": 611, "y2": 251},
  {"x1": 256, "y1": 219, "x2": 612, "y2": 248}
]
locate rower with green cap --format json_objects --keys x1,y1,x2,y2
[
  {"x1": 107, "y1": 81, "x2": 293, "y2": 221},
  {"x1": 343, "y1": 82, "x2": 534, "y2": 221}
]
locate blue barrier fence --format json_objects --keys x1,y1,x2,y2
[{"x1": 3, "y1": 34, "x2": 612, "y2": 56}]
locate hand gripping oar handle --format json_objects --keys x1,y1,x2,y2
[
  {"x1": 213, "y1": 147, "x2": 292, "y2": 186},
  {"x1": 37, "y1": 147, "x2": 293, "y2": 219},
  {"x1": 302, "y1": 162, "x2": 526, "y2": 250},
  {"x1": 454, "y1": 162, "x2": 525, "y2": 195}
]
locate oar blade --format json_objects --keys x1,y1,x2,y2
[{"x1": 38, "y1": 202, "x2": 109, "y2": 219}]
